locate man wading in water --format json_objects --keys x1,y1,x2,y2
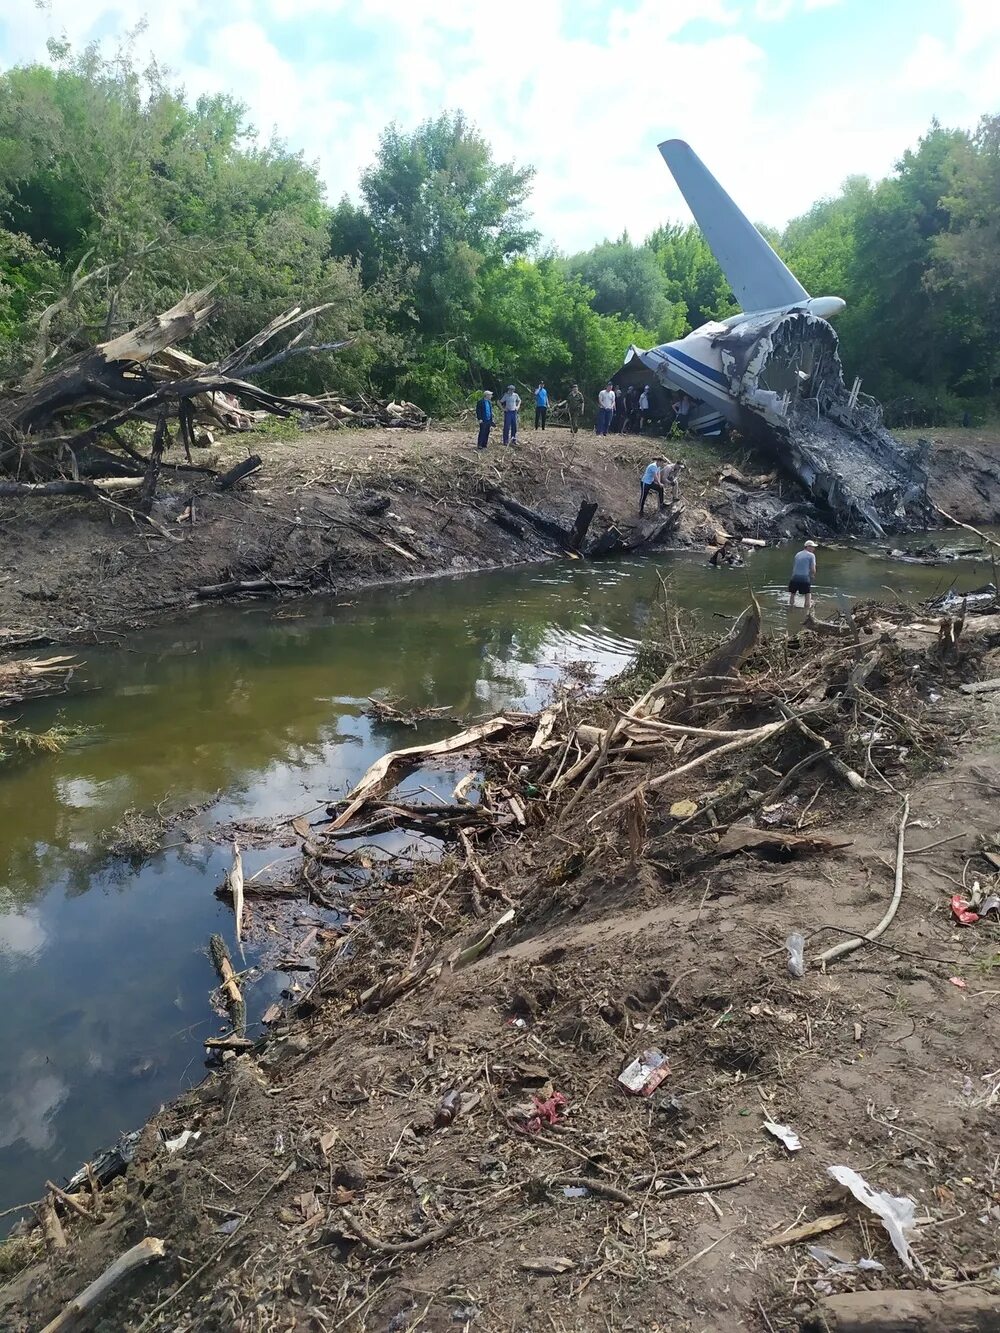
[{"x1": 788, "y1": 539, "x2": 817, "y2": 611}]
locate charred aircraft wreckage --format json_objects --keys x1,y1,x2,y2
[{"x1": 616, "y1": 140, "x2": 930, "y2": 534}]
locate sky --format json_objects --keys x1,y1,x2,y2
[{"x1": 1, "y1": 0, "x2": 998, "y2": 253}]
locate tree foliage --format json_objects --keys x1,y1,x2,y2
[{"x1": 0, "y1": 39, "x2": 998, "y2": 424}]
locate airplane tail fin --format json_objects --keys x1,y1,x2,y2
[{"x1": 658, "y1": 139, "x2": 808, "y2": 314}]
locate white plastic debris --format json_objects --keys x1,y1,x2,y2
[
  {"x1": 163, "y1": 1129, "x2": 201, "y2": 1153},
  {"x1": 827, "y1": 1165, "x2": 917, "y2": 1269},
  {"x1": 764, "y1": 1119, "x2": 802, "y2": 1152},
  {"x1": 807, "y1": 1245, "x2": 884, "y2": 1274},
  {"x1": 785, "y1": 932, "x2": 806, "y2": 978}
]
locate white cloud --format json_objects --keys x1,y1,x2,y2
[{"x1": 1, "y1": 0, "x2": 998, "y2": 253}]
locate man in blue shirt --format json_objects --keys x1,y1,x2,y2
[
  {"x1": 639, "y1": 457, "x2": 665, "y2": 514},
  {"x1": 534, "y1": 382, "x2": 549, "y2": 431},
  {"x1": 475, "y1": 390, "x2": 494, "y2": 450}
]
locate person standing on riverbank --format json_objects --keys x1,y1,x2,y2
[
  {"x1": 788, "y1": 540, "x2": 817, "y2": 610},
  {"x1": 638, "y1": 385, "x2": 651, "y2": 432},
  {"x1": 568, "y1": 383, "x2": 584, "y2": 434},
  {"x1": 475, "y1": 389, "x2": 494, "y2": 449},
  {"x1": 639, "y1": 457, "x2": 665, "y2": 514},
  {"x1": 596, "y1": 384, "x2": 615, "y2": 436},
  {"x1": 500, "y1": 385, "x2": 521, "y2": 445},
  {"x1": 534, "y1": 382, "x2": 549, "y2": 430}
]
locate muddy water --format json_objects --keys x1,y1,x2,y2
[{"x1": 0, "y1": 541, "x2": 993, "y2": 1222}]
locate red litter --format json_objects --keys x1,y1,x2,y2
[
  {"x1": 951, "y1": 894, "x2": 979, "y2": 926},
  {"x1": 517, "y1": 1091, "x2": 568, "y2": 1133},
  {"x1": 948, "y1": 977, "x2": 968, "y2": 990}
]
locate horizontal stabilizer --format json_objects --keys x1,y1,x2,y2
[{"x1": 659, "y1": 139, "x2": 808, "y2": 313}]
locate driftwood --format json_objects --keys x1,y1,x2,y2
[
  {"x1": 196, "y1": 577, "x2": 306, "y2": 601},
  {"x1": 209, "y1": 932, "x2": 246, "y2": 1036},
  {"x1": 804, "y1": 1289, "x2": 1000, "y2": 1333},
  {"x1": 328, "y1": 716, "x2": 526, "y2": 829},
  {"x1": 715, "y1": 827, "x2": 852, "y2": 858},
  {"x1": 39, "y1": 1237, "x2": 166, "y2": 1333},
  {"x1": 226, "y1": 841, "x2": 245, "y2": 950}
]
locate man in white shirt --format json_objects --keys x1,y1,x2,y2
[
  {"x1": 638, "y1": 385, "x2": 651, "y2": 433},
  {"x1": 596, "y1": 384, "x2": 615, "y2": 436},
  {"x1": 499, "y1": 385, "x2": 521, "y2": 445}
]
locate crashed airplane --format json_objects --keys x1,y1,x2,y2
[{"x1": 616, "y1": 139, "x2": 930, "y2": 534}]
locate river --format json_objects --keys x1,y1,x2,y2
[{"x1": 0, "y1": 539, "x2": 991, "y2": 1224}]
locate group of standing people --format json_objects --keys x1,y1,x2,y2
[
  {"x1": 475, "y1": 383, "x2": 556, "y2": 448},
  {"x1": 475, "y1": 382, "x2": 693, "y2": 449}
]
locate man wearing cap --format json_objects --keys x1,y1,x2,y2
[
  {"x1": 475, "y1": 389, "x2": 494, "y2": 450},
  {"x1": 788, "y1": 540, "x2": 817, "y2": 611},
  {"x1": 499, "y1": 385, "x2": 521, "y2": 445}
]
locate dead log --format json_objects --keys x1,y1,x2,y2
[
  {"x1": 568, "y1": 501, "x2": 598, "y2": 551},
  {"x1": 214, "y1": 455, "x2": 263, "y2": 491},
  {"x1": 209, "y1": 933, "x2": 246, "y2": 1037},
  {"x1": 490, "y1": 509, "x2": 528, "y2": 540},
  {"x1": 328, "y1": 715, "x2": 526, "y2": 829},
  {"x1": 39, "y1": 1237, "x2": 166, "y2": 1333},
  {"x1": 686, "y1": 600, "x2": 761, "y2": 699},
  {"x1": 195, "y1": 578, "x2": 306, "y2": 600},
  {"x1": 6, "y1": 287, "x2": 220, "y2": 438},
  {"x1": 492, "y1": 492, "x2": 571, "y2": 547},
  {"x1": 715, "y1": 827, "x2": 852, "y2": 858},
  {"x1": 802, "y1": 1289, "x2": 1000, "y2": 1333}
]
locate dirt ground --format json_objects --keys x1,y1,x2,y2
[
  {"x1": 4, "y1": 597, "x2": 1000, "y2": 1332},
  {"x1": 2, "y1": 421, "x2": 997, "y2": 645}
]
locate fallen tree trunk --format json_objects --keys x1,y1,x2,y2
[
  {"x1": 329, "y1": 716, "x2": 527, "y2": 829},
  {"x1": 802, "y1": 1289, "x2": 1000, "y2": 1333}
]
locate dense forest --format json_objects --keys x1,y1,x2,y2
[{"x1": 1, "y1": 41, "x2": 998, "y2": 423}]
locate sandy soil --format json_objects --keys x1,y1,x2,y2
[{"x1": 4, "y1": 602, "x2": 1000, "y2": 1332}]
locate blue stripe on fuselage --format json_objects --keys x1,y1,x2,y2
[{"x1": 664, "y1": 346, "x2": 727, "y2": 386}]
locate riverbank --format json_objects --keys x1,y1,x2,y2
[
  {"x1": 5, "y1": 595, "x2": 1000, "y2": 1332},
  {"x1": 3, "y1": 421, "x2": 997, "y2": 646}
]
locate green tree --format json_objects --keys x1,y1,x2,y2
[{"x1": 564, "y1": 236, "x2": 670, "y2": 333}]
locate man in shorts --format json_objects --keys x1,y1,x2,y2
[{"x1": 788, "y1": 540, "x2": 817, "y2": 611}]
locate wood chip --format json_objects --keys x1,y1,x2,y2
[
  {"x1": 760, "y1": 1213, "x2": 849, "y2": 1250},
  {"x1": 521, "y1": 1256, "x2": 576, "y2": 1275}
]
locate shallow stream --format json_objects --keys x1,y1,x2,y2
[{"x1": 0, "y1": 540, "x2": 993, "y2": 1222}]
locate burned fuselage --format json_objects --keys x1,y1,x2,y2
[{"x1": 620, "y1": 310, "x2": 930, "y2": 534}]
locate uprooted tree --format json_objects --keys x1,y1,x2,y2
[{"x1": 0, "y1": 287, "x2": 424, "y2": 509}]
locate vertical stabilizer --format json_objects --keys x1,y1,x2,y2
[{"x1": 659, "y1": 139, "x2": 809, "y2": 313}]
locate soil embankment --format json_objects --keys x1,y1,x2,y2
[
  {"x1": 4, "y1": 595, "x2": 1000, "y2": 1331},
  {"x1": 4, "y1": 422, "x2": 996, "y2": 645}
]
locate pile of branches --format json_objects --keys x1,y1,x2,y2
[
  {"x1": 268, "y1": 595, "x2": 966, "y2": 1017},
  {"x1": 308, "y1": 392, "x2": 427, "y2": 429}
]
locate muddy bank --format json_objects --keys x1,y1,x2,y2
[
  {"x1": 2, "y1": 422, "x2": 994, "y2": 644},
  {"x1": 0, "y1": 427, "x2": 697, "y2": 643},
  {"x1": 5, "y1": 594, "x2": 1000, "y2": 1332}
]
